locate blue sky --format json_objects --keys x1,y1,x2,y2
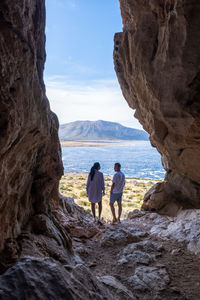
[{"x1": 45, "y1": 0, "x2": 142, "y2": 129}]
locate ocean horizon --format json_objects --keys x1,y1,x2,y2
[{"x1": 61, "y1": 141, "x2": 165, "y2": 180}]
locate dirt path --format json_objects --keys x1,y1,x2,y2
[{"x1": 72, "y1": 220, "x2": 200, "y2": 300}]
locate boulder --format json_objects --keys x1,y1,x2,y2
[
  {"x1": 128, "y1": 265, "x2": 170, "y2": 293},
  {"x1": 100, "y1": 227, "x2": 148, "y2": 247},
  {"x1": 151, "y1": 209, "x2": 200, "y2": 255},
  {"x1": 119, "y1": 240, "x2": 164, "y2": 266},
  {"x1": 54, "y1": 196, "x2": 99, "y2": 239},
  {"x1": 128, "y1": 209, "x2": 146, "y2": 219},
  {"x1": 0, "y1": 257, "x2": 113, "y2": 300},
  {"x1": 142, "y1": 182, "x2": 182, "y2": 217}
]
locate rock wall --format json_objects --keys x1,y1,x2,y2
[
  {"x1": 0, "y1": 0, "x2": 63, "y2": 251},
  {"x1": 115, "y1": 0, "x2": 200, "y2": 209}
]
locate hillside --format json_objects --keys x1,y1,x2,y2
[{"x1": 59, "y1": 120, "x2": 149, "y2": 141}]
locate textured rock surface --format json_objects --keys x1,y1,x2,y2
[
  {"x1": 150, "y1": 209, "x2": 200, "y2": 255},
  {"x1": 97, "y1": 275, "x2": 134, "y2": 300},
  {"x1": 142, "y1": 182, "x2": 182, "y2": 216},
  {"x1": 128, "y1": 209, "x2": 200, "y2": 255},
  {"x1": 100, "y1": 227, "x2": 148, "y2": 247},
  {"x1": 0, "y1": 1, "x2": 113, "y2": 298},
  {"x1": 0, "y1": 196, "x2": 114, "y2": 299},
  {"x1": 0, "y1": 0, "x2": 63, "y2": 251},
  {"x1": 115, "y1": 0, "x2": 200, "y2": 208},
  {"x1": 128, "y1": 265, "x2": 170, "y2": 296},
  {"x1": 78, "y1": 212, "x2": 200, "y2": 299},
  {"x1": 118, "y1": 240, "x2": 163, "y2": 267},
  {"x1": 0, "y1": 257, "x2": 113, "y2": 300},
  {"x1": 57, "y1": 196, "x2": 99, "y2": 239}
]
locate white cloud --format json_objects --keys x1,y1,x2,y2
[
  {"x1": 45, "y1": 76, "x2": 143, "y2": 129},
  {"x1": 50, "y1": 0, "x2": 78, "y2": 9}
]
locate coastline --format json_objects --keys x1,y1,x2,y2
[
  {"x1": 63, "y1": 171, "x2": 161, "y2": 181},
  {"x1": 60, "y1": 140, "x2": 147, "y2": 147}
]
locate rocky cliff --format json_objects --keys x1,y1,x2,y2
[
  {"x1": 0, "y1": 0, "x2": 63, "y2": 251},
  {"x1": 114, "y1": 0, "x2": 200, "y2": 210}
]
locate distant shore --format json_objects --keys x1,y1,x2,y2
[
  {"x1": 63, "y1": 172, "x2": 161, "y2": 181},
  {"x1": 61, "y1": 140, "x2": 147, "y2": 147}
]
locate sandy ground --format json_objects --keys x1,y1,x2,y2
[{"x1": 60, "y1": 140, "x2": 137, "y2": 147}]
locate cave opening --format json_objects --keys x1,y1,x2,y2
[
  {"x1": 1, "y1": 1, "x2": 200, "y2": 298},
  {"x1": 44, "y1": 0, "x2": 165, "y2": 220}
]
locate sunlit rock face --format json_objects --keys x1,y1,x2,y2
[
  {"x1": 0, "y1": 4, "x2": 114, "y2": 298},
  {"x1": 0, "y1": 0, "x2": 63, "y2": 251},
  {"x1": 115, "y1": 0, "x2": 200, "y2": 209}
]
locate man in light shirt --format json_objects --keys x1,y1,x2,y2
[{"x1": 110, "y1": 162, "x2": 125, "y2": 223}]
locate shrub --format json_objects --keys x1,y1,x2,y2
[
  {"x1": 125, "y1": 187, "x2": 132, "y2": 191},
  {"x1": 80, "y1": 200, "x2": 89, "y2": 206},
  {"x1": 78, "y1": 176, "x2": 85, "y2": 180},
  {"x1": 80, "y1": 191, "x2": 87, "y2": 197},
  {"x1": 127, "y1": 203, "x2": 134, "y2": 207}
]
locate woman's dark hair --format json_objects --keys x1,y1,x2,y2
[{"x1": 90, "y1": 162, "x2": 100, "y2": 181}]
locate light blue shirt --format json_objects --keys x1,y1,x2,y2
[{"x1": 112, "y1": 171, "x2": 125, "y2": 193}]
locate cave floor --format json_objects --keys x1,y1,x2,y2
[{"x1": 72, "y1": 219, "x2": 200, "y2": 300}]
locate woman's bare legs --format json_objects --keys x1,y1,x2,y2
[
  {"x1": 98, "y1": 201, "x2": 102, "y2": 219},
  {"x1": 91, "y1": 203, "x2": 96, "y2": 220}
]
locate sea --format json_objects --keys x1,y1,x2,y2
[{"x1": 62, "y1": 141, "x2": 165, "y2": 180}]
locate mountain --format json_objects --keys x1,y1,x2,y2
[{"x1": 59, "y1": 120, "x2": 149, "y2": 141}]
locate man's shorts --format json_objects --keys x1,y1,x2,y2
[{"x1": 110, "y1": 192, "x2": 123, "y2": 203}]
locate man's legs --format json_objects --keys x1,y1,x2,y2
[
  {"x1": 110, "y1": 202, "x2": 117, "y2": 223},
  {"x1": 91, "y1": 203, "x2": 96, "y2": 220},
  {"x1": 117, "y1": 201, "x2": 122, "y2": 222},
  {"x1": 98, "y1": 201, "x2": 102, "y2": 219}
]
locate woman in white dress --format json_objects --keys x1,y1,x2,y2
[{"x1": 86, "y1": 162, "x2": 105, "y2": 221}]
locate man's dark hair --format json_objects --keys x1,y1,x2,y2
[{"x1": 115, "y1": 162, "x2": 121, "y2": 168}]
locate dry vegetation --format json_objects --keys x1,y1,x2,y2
[{"x1": 59, "y1": 173, "x2": 160, "y2": 221}]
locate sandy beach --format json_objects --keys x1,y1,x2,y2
[{"x1": 60, "y1": 140, "x2": 138, "y2": 147}]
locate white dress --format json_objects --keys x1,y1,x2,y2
[{"x1": 86, "y1": 170, "x2": 105, "y2": 203}]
